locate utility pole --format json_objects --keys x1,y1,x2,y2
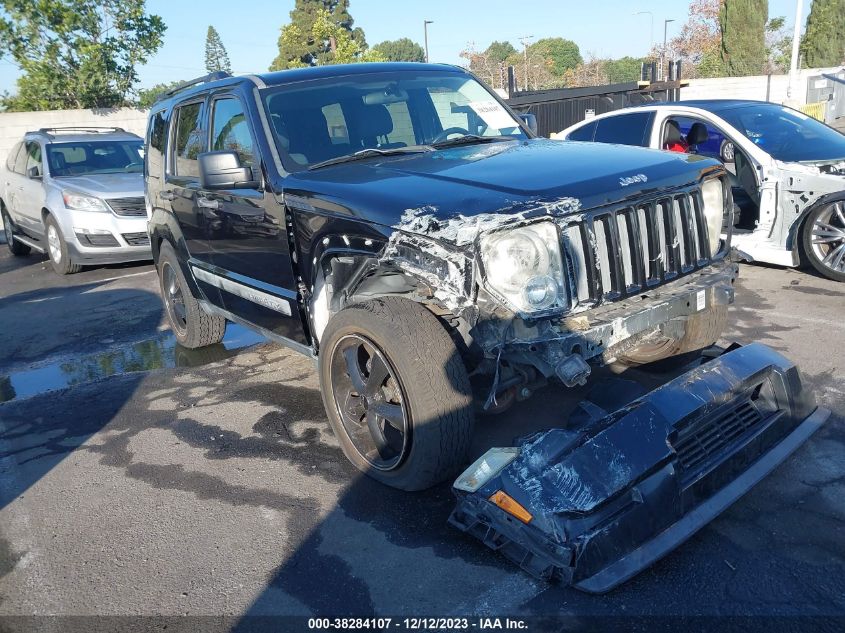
[
  {"x1": 635, "y1": 11, "x2": 654, "y2": 55},
  {"x1": 786, "y1": 0, "x2": 803, "y2": 103},
  {"x1": 424, "y1": 20, "x2": 433, "y2": 63},
  {"x1": 519, "y1": 35, "x2": 533, "y2": 92},
  {"x1": 661, "y1": 18, "x2": 675, "y2": 81}
]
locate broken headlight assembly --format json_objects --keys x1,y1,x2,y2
[
  {"x1": 701, "y1": 177, "x2": 726, "y2": 257},
  {"x1": 479, "y1": 221, "x2": 567, "y2": 314}
]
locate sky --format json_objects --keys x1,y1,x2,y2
[{"x1": 0, "y1": 0, "x2": 814, "y2": 94}]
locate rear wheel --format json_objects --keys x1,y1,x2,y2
[
  {"x1": 319, "y1": 297, "x2": 474, "y2": 491},
  {"x1": 157, "y1": 241, "x2": 226, "y2": 348},
  {"x1": 802, "y1": 201, "x2": 845, "y2": 283},
  {"x1": 2, "y1": 207, "x2": 31, "y2": 256},
  {"x1": 44, "y1": 215, "x2": 81, "y2": 274}
]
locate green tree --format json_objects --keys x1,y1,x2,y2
[
  {"x1": 205, "y1": 25, "x2": 232, "y2": 74},
  {"x1": 530, "y1": 38, "x2": 582, "y2": 76},
  {"x1": 765, "y1": 16, "x2": 793, "y2": 73},
  {"x1": 720, "y1": 0, "x2": 768, "y2": 76},
  {"x1": 485, "y1": 40, "x2": 517, "y2": 64},
  {"x1": 800, "y1": 0, "x2": 845, "y2": 68},
  {"x1": 0, "y1": 0, "x2": 165, "y2": 111},
  {"x1": 371, "y1": 38, "x2": 425, "y2": 62},
  {"x1": 270, "y1": 0, "x2": 369, "y2": 70},
  {"x1": 135, "y1": 80, "x2": 184, "y2": 109},
  {"x1": 604, "y1": 56, "x2": 647, "y2": 83}
]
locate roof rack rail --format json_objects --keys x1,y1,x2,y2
[
  {"x1": 34, "y1": 126, "x2": 126, "y2": 136},
  {"x1": 160, "y1": 71, "x2": 232, "y2": 99}
]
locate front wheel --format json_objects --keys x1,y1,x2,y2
[
  {"x1": 802, "y1": 200, "x2": 845, "y2": 282},
  {"x1": 319, "y1": 297, "x2": 474, "y2": 491},
  {"x1": 45, "y1": 215, "x2": 81, "y2": 274}
]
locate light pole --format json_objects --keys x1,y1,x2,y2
[
  {"x1": 786, "y1": 0, "x2": 804, "y2": 102},
  {"x1": 661, "y1": 18, "x2": 675, "y2": 81},
  {"x1": 519, "y1": 35, "x2": 533, "y2": 92},
  {"x1": 423, "y1": 20, "x2": 433, "y2": 63},
  {"x1": 634, "y1": 11, "x2": 654, "y2": 55}
]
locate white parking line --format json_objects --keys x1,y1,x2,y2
[
  {"x1": 766, "y1": 311, "x2": 845, "y2": 330},
  {"x1": 93, "y1": 268, "x2": 157, "y2": 285}
]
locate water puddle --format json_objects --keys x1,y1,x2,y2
[{"x1": 0, "y1": 324, "x2": 266, "y2": 403}]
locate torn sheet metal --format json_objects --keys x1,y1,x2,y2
[
  {"x1": 449, "y1": 343, "x2": 829, "y2": 593},
  {"x1": 396, "y1": 197, "x2": 583, "y2": 247}
]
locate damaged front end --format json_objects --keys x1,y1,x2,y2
[{"x1": 449, "y1": 343, "x2": 829, "y2": 592}]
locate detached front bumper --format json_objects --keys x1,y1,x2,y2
[{"x1": 450, "y1": 343, "x2": 829, "y2": 593}]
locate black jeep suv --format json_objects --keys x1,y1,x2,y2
[{"x1": 145, "y1": 63, "x2": 737, "y2": 491}]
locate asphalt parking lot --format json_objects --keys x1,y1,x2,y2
[{"x1": 1, "y1": 243, "x2": 844, "y2": 630}]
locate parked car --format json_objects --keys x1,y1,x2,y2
[
  {"x1": 145, "y1": 65, "x2": 826, "y2": 590},
  {"x1": 1, "y1": 127, "x2": 151, "y2": 274},
  {"x1": 557, "y1": 101, "x2": 845, "y2": 281}
]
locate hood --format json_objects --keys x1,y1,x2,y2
[
  {"x1": 282, "y1": 139, "x2": 720, "y2": 245},
  {"x1": 49, "y1": 172, "x2": 144, "y2": 198}
]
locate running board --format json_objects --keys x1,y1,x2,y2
[{"x1": 13, "y1": 235, "x2": 45, "y2": 253}]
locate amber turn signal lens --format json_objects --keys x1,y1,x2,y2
[{"x1": 489, "y1": 490, "x2": 533, "y2": 524}]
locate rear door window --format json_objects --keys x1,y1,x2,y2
[
  {"x1": 13, "y1": 143, "x2": 29, "y2": 174},
  {"x1": 146, "y1": 110, "x2": 167, "y2": 178},
  {"x1": 5, "y1": 142, "x2": 22, "y2": 172},
  {"x1": 171, "y1": 101, "x2": 206, "y2": 179},
  {"x1": 567, "y1": 121, "x2": 597, "y2": 141},
  {"x1": 593, "y1": 112, "x2": 654, "y2": 146}
]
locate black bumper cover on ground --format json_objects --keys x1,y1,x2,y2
[{"x1": 450, "y1": 343, "x2": 829, "y2": 593}]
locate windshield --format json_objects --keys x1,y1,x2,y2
[
  {"x1": 46, "y1": 140, "x2": 144, "y2": 177},
  {"x1": 718, "y1": 104, "x2": 845, "y2": 162},
  {"x1": 261, "y1": 70, "x2": 527, "y2": 171}
]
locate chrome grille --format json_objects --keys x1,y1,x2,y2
[
  {"x1": 107, "y1": 197, "x2": 146, "y2": 217},
  {"x1": 561, "y1": 187, "x2": 711, "y2": 306}
]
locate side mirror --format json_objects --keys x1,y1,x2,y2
[
  {"x1": 27, "y1": 165, "x2": 41, "y2": 179},
  {"x1": 198, "y1": 151, "x2": 259, "y2": 190},
  {"x1": 720, "y1": 139, "x2": 735, "y2": 164},
  {"x1": 518, "y1": 113, "x2": 538, "y2": 136}
]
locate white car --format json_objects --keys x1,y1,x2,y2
[
  {"x1": 2, "y1": 127, "x2": 151, "y2": 274},
  {"x1": 557, "y1": 101, "x2": 845, "y2": 281}
]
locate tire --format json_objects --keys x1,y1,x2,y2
[
  {"x1": 801, "y1": 201, "x2": 845, "y2": 283},
  {"x1": 618, "y1": 303, "x2": 728, "y2": 367},
  {"x1": 319, "y1": 296, "x2": 474, "y2": 491},
  {"x1": 2, "y1": 207, "x2": 31, "y2": 256},
  {"x1": 44, "y1": 214, "x2": 81, "y2": 274},
  {"x1": 157, "y1": 240, "x2": 226, "y2": 348}
]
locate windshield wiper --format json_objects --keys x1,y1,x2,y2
[
  {"x1": 430, "y1": 135, "x2": 515, "y2": 149},
  {"x1": 308, "y1": 146, "x2": 432, "y2": 171}
]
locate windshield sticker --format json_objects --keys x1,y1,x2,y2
[{"x1": 470, "y1": 100, "x2": 517, "y2": 130}]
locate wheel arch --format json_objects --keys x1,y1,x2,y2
[
  {"x1": 308, "y1": 242, "x2": 472, "y2": 357},
  {"x1": 787, "y1": 190, "x2": 845, "y2": 256}
]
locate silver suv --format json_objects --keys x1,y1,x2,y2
[{"x1": 1, "y1": 127, "x2": 151, "y2": 274}]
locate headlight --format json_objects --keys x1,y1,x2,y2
[
  {"x1": 62, "y1": 191, "x2": 110, "y2": 213},
  {"x1": 454, "y1": 447, "x2": 519, "y2": 493},
  {"x1": 701, "y1": 178, "x2": 725, "y2": 257},
  {"x1": 480, "y1": 221, "x2": 567, "y2": 313}
]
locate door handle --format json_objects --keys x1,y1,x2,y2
[
  {"x1": 197, "y1": 197, "x2": 220, "y2": 211},
  {"x1": 159, "y1": 190, "x2": 176, "y2": 201}
]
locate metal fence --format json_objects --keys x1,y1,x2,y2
[
  {"x1": 505, "y1": 81, "x2": 684, "y2": 138},
  {"x1": 806, "y1": 70, "x2": 845, "y2": 124}
]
